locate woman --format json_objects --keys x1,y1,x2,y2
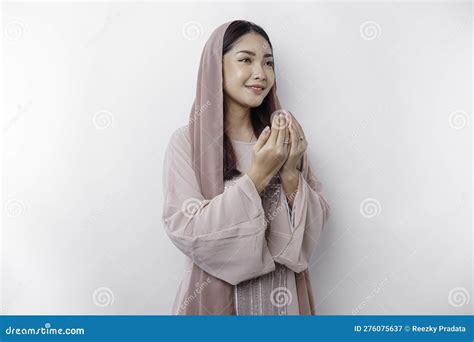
[{"x1": 162, "y1": 20, "x2": 330, "y2": 315}]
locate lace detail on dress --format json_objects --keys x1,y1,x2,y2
[
  {"x1": 262, "y1": 173, "x2": 282, "y2": 239},
  {"x1": 234, "y1": 262, "x2": 288, "y2": 315}
]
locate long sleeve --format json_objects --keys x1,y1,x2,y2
[
  {"x1": 161, "y1": 129, "x2": 276, "y2": 286},
  {"x1": 266, "y1": 152, "x2": 331, "y2": 273}
]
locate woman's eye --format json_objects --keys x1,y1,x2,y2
[{"x1": 239, "y1": 58, "x2": 273, "y2": 67}]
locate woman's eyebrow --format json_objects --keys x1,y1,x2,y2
[{"x1": 235, "y1": 50, "x2": 273, "y2": 58}]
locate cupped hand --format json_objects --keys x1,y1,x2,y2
[
  {"x1": 247, "y1": 111, "x2": 291, "y2": 192},
  {"x1": 279, "y1": 110, "x2": 307, "y2": 177}
]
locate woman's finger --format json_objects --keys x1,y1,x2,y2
[
  {"x1": 289, "y1": 120, "x2": 298, "y2": 154},
  {"x1": 289, "y1": 111, "x2": 306, "y2": 142},
  {"x1": 254, "y1": 126, "x2": 271, "y2": 151},
  {"x1": 268, "y1": 111, "x2": 282, "y2": 145},
  {"x1": 275, "y1": 112, "x2": 288, "y2": 147},
  {"x1": 287, "y1": 113, "x2": 300, "y2": 145}
]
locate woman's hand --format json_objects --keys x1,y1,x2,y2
[
  {"x1": 280, "y1": 111, "x2": 307, "y2": 178},
  {"x1": 247, "y1": 112, "x2": 291, "y2": 193}
]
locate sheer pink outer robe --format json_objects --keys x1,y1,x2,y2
[{"x1": 161, "y1": 21, "x2": 330, "y2": 315}]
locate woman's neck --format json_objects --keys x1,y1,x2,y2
[{"x1": 224, "y1": 100, "x2": 254, "y2": 142}]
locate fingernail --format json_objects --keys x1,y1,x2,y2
[{"x1": 263, "y1": 126, "x2": 270, "y2": 133}]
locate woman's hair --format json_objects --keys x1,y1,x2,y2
[{"x1": 222, "y1": 20, "x2": 275, "y2": 181}]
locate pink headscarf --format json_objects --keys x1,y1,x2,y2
[{"x1": 184, "y1": 20, "x2": 315, "y2": 315}]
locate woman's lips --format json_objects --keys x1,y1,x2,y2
[{"x1": 245, "y1": 86, "x2": 264, "y2": 95}]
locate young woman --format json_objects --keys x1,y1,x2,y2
[{"x1": 162, "y1": 20, "x2": 330, "y2": 315}]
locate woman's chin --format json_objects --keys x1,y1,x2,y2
[{"x1": 243, "y1": 97, "x2": 264, "y2": 108}]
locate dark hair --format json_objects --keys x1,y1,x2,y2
[{"x1": 222, "y1": 20, "x2": 275, "y2": 182}]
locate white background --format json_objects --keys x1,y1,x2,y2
[{"x1": 2, "y1": 1, "x2": 472, "y2": 315}]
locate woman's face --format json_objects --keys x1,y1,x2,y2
[{"x1": 223, "y1": 32, "x2": 275, "y2": 109}]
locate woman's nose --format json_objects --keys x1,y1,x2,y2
[{"x1": 252, "y1": 63, "x2": 266, "y2": 81}]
